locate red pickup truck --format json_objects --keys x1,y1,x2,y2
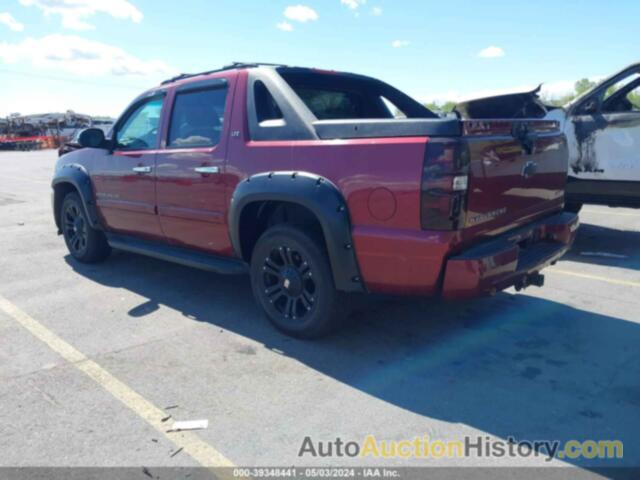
[{"x1": 52, "y1": 62, "x2": 578, "y2": 338}]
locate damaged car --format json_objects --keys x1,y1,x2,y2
[
  {"x1": 455, "y1": 62, "x2": 640, "y2": 212},
  {"x1": 563, "y1": 63, "x2": 640, "y2": 212}
]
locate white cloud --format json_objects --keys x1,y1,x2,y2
[
  {"x1": 539, "y1": 81, "x2": 575, "y2": 99},
  {"x1": 18, "y1": 0, "x2": 143, "y2": 30},
  {"x1": 0, "y1": 35, "x2": 175, "y2": 77},
  {"x1": 371, "y1": 6, "x2": 382, "y2": 15},
  {"x1": 420, "y1": 87, "x2": 539, "y2": 105},
  {"x1": 477, "y1": 46, "x2": 505, "y2": 58},
  {"x1": 276, "y1": 21, "x2": 293, "y2": 31},
  {"x1": 283, "y1": 5, "x2": 318, "y2": 23},
  {"x1": 540, "y1": 77, "x2": 604, "y2": 99},
  {"x1": 341, "y1": 0, "x2": 366, "y2": 9},
  {"x1": 0, "y1": 12, "x2": 24, "y2": 31},
  {"x1": 391, "y1": 40, "x2": 410, "y2": 48}
]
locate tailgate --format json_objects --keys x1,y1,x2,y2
[{"x1": 461, "y1": 119, "x2": 567, "y2": 240}]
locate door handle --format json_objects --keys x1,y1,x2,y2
[
  {"x1": 194, "y1": 166, "x2": 220, "y2": 174},
  {"x1": 132, "y1": 166, "x2": 152, "y2": 174}
]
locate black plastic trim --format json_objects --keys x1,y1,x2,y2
[
  {"x1": 247, "y1": 68, "x2": 318, "y2": 141},
  {"x1": 451, "y1": 211, "x2": 577, "y2": 260},
  {"x1": 228, "y1": 171, "x2": 365, "y2": 293},
  {"x1": 566, "y1": 177, "x2": 640, "y2": 207},
  {"x1": 107, "y1": 234, "x2": 248, "y2": 275},
  {"x1": 161, "y1": 62, "x2": 287, "y2": 86},
  {"x1": 176, "y1": 78, "x2": 227, "y2": 93},
  {"x1": 52, "y1": 163, "x2": 102, "y2": 231},
  {"x1": 313, "y1": 118, "x2": 461, "y2": 140}
]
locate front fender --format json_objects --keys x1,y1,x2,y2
[
  {"x1": 52, "y1": 163, "x2": 101, "y2": 231},
  {"x1": 229, "y1": 171, "x2": 364, "y2": 293}
]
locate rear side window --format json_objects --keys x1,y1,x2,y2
[
  {"x1": 168, "y1": 87, "x2": 228, "y2": 148},
  {"x1": 255, "y1": 81, "x2": 284, "y2": 123}
]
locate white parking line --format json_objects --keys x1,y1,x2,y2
[
  {"x1": 552, "y1": 269, "x2": 640, "y2": 288},
  {"x1": 582, "y1": 209, "x2": 639, "y2": 217},
  {"x1": 0, "y1": 293, "x2": 235, "y2": 468},
  {"x1": 0, "y1": 175, "x2": 50, "y2": 185}
]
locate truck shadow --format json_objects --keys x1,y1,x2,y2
[
  {"x1": 562, "y1": 223, "x2": 640, "y2": 270},
  {"x1": 66, "y1": 253, "x2": 640, "y2": 474}
]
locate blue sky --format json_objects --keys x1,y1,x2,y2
[{"x1": 0, "y1": 0, "x2": 638, "y2": 117}]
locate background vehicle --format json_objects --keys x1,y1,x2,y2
[
  {"x1": 563, "y1": 62, "x2": 640, "y2": 212},
  {"x1": 52, "y1": 63, "x2": 578, "y2": 338},
  {"x1": 455, "y1": 62, "x2": 640, "y2": 213}
]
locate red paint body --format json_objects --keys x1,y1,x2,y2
[{"x1": 73, "y1": 68, "x2": 577, "y2": 298}]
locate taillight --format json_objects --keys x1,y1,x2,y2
[{"x1": 421, "y1": 139, "x2": 470, "y2": 230}]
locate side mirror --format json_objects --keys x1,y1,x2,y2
[{"x1": 78, "y1": 128, "x2": 107, "y2": 149}]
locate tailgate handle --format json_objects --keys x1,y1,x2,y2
[{"x1": 512, "y1": 123, "x2": 537, "y2": 155}]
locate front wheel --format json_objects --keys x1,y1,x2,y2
[
  {"x1": 61, "y1": 192, "x2": 111, "y2": 263},
  {"x1": 250, "y1": 225, "x2": 346, "y2": 339}
]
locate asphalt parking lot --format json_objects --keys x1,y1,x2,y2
[{"x1": 1, "y1": 150, "x2": 639, "y2": 477}]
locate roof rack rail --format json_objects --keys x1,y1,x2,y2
[{"x1": 160, "y1": 62, "x2": 287, "y2": 85}]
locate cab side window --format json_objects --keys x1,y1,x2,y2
[
  {"x1": 255, "y1": 80, "x2": 284, "y2": 124},
  {"x1": 168, "y1": 87, "x2": 228, "y2": 148},
  {"x1": 601, "y1": 72, "x2": 640, "y2": 114},
  {"x1": 628, "y1": 87, "x2": 640, "y2": 110},
  {"x1": 116, "y1": 98, "x2": 163, "y2": 150}
]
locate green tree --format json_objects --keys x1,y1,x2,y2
[
  {"x1": 424, "y1": 101, "x2": 456, "y2": 114},
  {"x1": 543, "y1": 94, "x2": 576, "y2": 107},
  {"x1": 627, "y1": 90, "x2": 640, "y2": 109},
  {"x1": 575, "y1": 78, "x2": 597, "y2": 96},
  {"x1": 542, "y1": 78, "x2": 597, "y2": 106}
]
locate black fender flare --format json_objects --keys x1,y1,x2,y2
[
  {"x1": 229, "y1": 171, "x2": 365, "y2": 293},
  {"x1": 52, "y1": 163, "x2": 102, "y2": 232}
]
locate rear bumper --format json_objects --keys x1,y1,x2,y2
[{"x1": 441, "y1": 211, "x2": 579, "y2": 299}]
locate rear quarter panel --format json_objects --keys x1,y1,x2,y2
[
  {"x1": 226, "y1": 76, "x2": 448, "y2": 294},
  {"x1": 227, "y1": 134, "x2": 447, "y2": 294}
]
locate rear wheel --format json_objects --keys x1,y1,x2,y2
[
  {"x1": 61, "y1": 192, "x2": 111, "y2": 263},
  {"x1": 250, "y1": 225, "x2": 345, "y2": 339}
]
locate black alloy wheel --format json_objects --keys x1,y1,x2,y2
[
  {"x1": 63, "y1": 200, "x2": 89, "y2": 257},
  {"x1": 250, "y1": 225, "x2": 346, "y2": 338},
  {"x1": 61, "y1": 192, "x2": 111, "y2": 263},
  {"x1": 261, "y1": 244, "x2": 317, "y2": 321}
]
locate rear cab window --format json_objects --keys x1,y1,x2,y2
[
  {"x1": 168, "y1": 85, "x2": 228, "y2": 148},
  {"x1": 277, "y1": 68, "x2": 436, "y2": 120},
  {"x1": 295, "y1": 88, "x2": 367, "y2": 120}
]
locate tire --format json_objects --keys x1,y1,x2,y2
[
  {"x1": 61, "y1": 192, "x2": 111, "y2": 263},
  {"x1": 565, "y1": 202, "x2": 583, "y2": 214},
  {"x1": 250, "y1": 224, "x2": 346, "y2": 339}
]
